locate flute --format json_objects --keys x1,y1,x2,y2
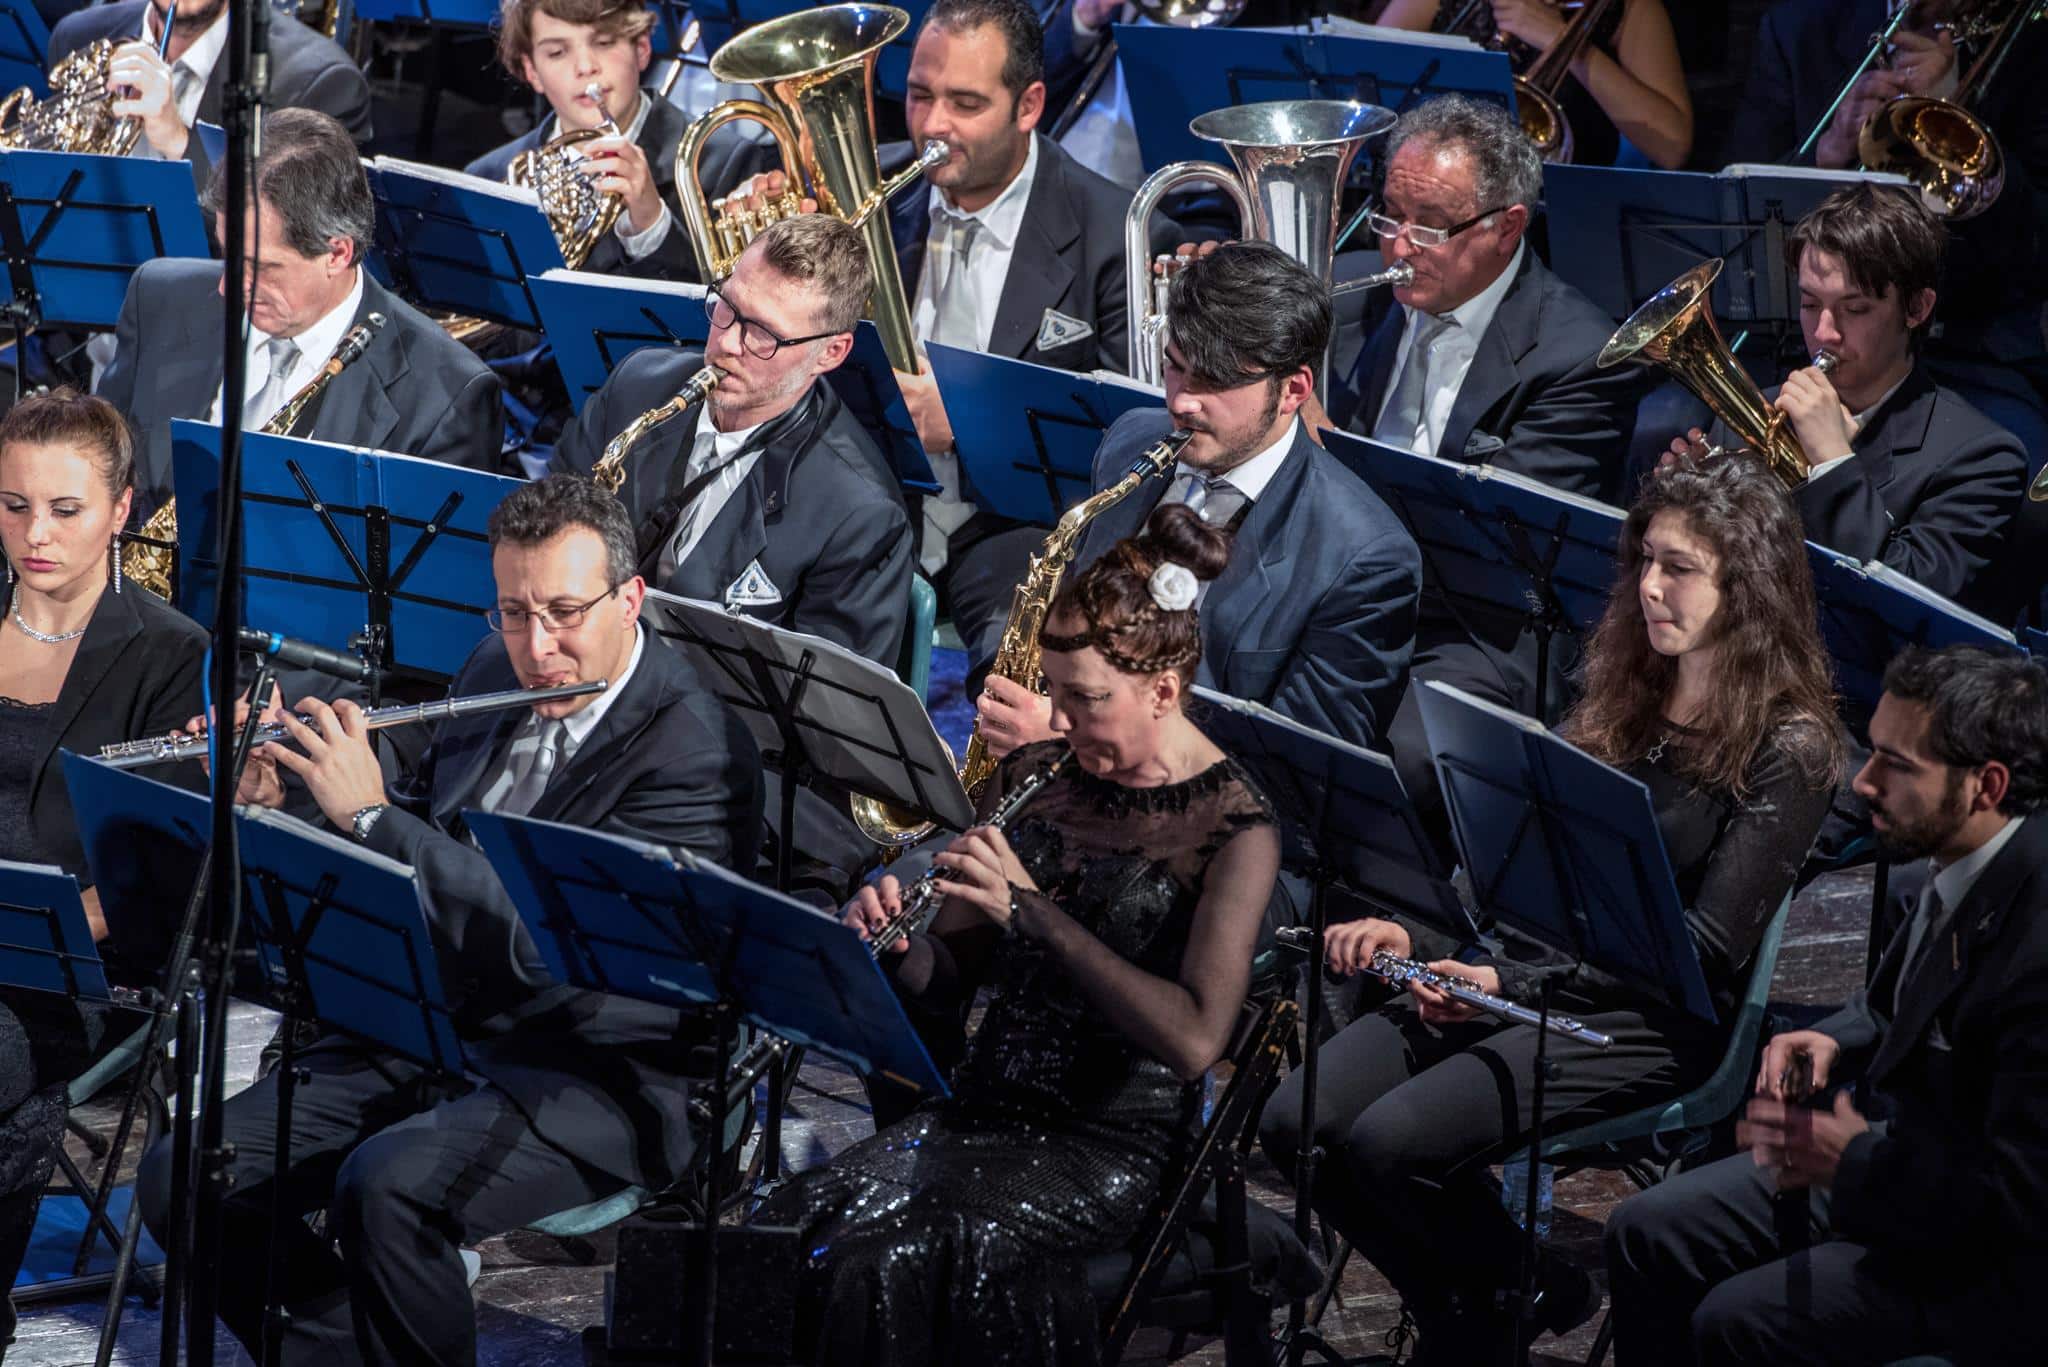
[
  {"x1": 1273, "y1": 927, "x2": 1614, "y2": 1048},
  {"x1": 97, "y1": 680, "x2": 608, "y2": 770}
]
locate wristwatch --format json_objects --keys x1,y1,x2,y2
[{"x1": 350, "y1": 804, "x2": 388, "y2": 843}]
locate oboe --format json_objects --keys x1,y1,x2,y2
[
  {"x1": 863, "y1": 751, "x2": 1072, "y2": 957},
  {"x1": 97, "y1": 680, "x2": 608, "y2": 770}
]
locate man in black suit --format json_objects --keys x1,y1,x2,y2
[
  {"x1": 51, "y1": 0, "x2": 371, "y2": 188},
  {"x1": 138, "y1": 475, "x2": 762, "y2": 1366},
  {"x1": 1670, "y1": 184, "x2": 2030, "y2": 624},
  {"x1": 1604, "y1": 644, "x2": 2048, "y2": 1367},
  {"x1": 96, "y1": 109, "x2": 506, "y2": 519}
]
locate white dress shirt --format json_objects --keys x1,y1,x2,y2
[
  {"x1": 1374, "y1": 241, "x2": 1526, "y2": 456},
  {"x1": 1803, "y1": 369, "x2": 1912, "y2": 485},
  {"x1": 1058, "y1": 8, "x2": 1148, "y2": 190},
  {"x1": 142, "y1": 3, "x2": 229, "y2": 134},
  {"x1": 658, "y1": 404, "x2": 770, "y2": 578},
  {"x1": 476, "y1": 623, "x2": 647, "y2": 813},
  {"x1": 1172, "y1": 417, "x2": 1297, "y2": 605},
  {"x1": 1895, "y1": 814, "x2": 2025, "y2": 1009},
  {"x1": 206, "y1": 269, "x2": 367, "y2": 428}
]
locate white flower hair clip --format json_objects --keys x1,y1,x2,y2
[{"x1": 1148, "y1": 562, "x2": 1199, "y2": 612}]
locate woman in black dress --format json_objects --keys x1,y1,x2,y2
[
  {"x1": 0, "y1": 389, "x2": 207, "y2": 1340},
  {"x1": 747, "y1": 502, "x2": 1281, "y2": 1366},
  {"x1": 1259, "y1": 454, "x2": 1843, "y2": 1363}
]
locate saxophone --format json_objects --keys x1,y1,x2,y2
[
  {"x1": 122, "y1": 313, "x2": 388, "y2": 601},
  {"x1": 590, "y1": 364, "x2": 723, "y2": 494},
  {"x1": 851, "y1": 428, "x2": 1192, "y2": 848}
]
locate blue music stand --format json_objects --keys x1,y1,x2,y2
[
  {"x1": 926, "y1": 342, "x2": 1164, "y2": 525},
  {"x1": 529, "y1": 269, "x2": 940, "y2": 494},
  {"x1": 0, "y1": 0, "x2": 49, "y2": 102},
  {"x1": 364, "y1": 158, "x2": 566, "y2": 333},
  {"x1": 0, "y1": 150, "x2": 208, "y2": 334},
  {"x1": 170, "y1": 420, "x2": 518, "y2": 684},
  {"x1": 1325, "y1": 430, "x2": 1624, "y2": 717},
  {"x1": 1806, "y1": 544, "x2": 2023, "y2": 720},
  {"x1": 1114, "y1": 25, "x2": 1514, "y2": 175},
  {"x1": 0, "y1": 861, "x2": 113, "y2": 1007},
  {"x1": 350, "y1": 0, "x2": 496, "y2": 23},
  {"x1": 61, "y1": 753, "x2": 211, "y2": 971},
  {"x1": 692, "y1": 0, "x2": 930, "y2": 101}
]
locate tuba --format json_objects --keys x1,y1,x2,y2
[
  {"x1": 672, "y1": 4, "x2": 945, "y2": 373},
  {"x1": 0, "y1": 40, "x2": 150, "y2": 154},
  {"x1": 1123, "y1": 99, "x2": 1397, "y2": 389},
  {"x1": 1597, "y1": 260, "x2": 1835, "y2": 491},
  {"x1": 122, "y1": 314, "x2": 387, "y2": 601},
  {"x1": 852, "y1": 431, "x2": 1191, "y2": 848}
]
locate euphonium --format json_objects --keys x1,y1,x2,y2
[
  {"x1": 851, "y1": 431, "x2": 1191, "y2": 848},
  {"x1": 591, "y1": 364, "x2": 722, "y2": 494},
  {"x1": 1124, "y1": 99, "x2": 1397, "y2": 390},
  {"x1": 122, "y1": 313, "x2": 388, "y2": 602},
  {"x1": 1597, "y1": 259, "x2": 1833, "y2": 491},
  {"x1": 672, "y1": 4, "x2": 947, "y2": 372}
]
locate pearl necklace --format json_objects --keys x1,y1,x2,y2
[{"x1": 9, "y1": 587, "x2": 87, "y2": 644}]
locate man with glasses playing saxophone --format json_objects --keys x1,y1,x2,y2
[{"x1": 138, "y1": 474, "x2": 762, "y2": 1367}]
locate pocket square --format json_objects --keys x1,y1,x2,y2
[
  {"x1": 725, "y1": 559, "x2": 783, "y2": 608},
  {"x1": 1035, "y1": 308, "x2": 1094, "y2": 353},
  {"x1": 1462, "y1": 432, "x2": 1506, "y2": 461}
]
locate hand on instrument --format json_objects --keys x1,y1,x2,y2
[
  {"x1": 184, "y1": 682, "x2": 287, "y2": 808},
  {"x1": 1660, "y1": 427, "x2": 1713, "y2": 470},
  {"x1": 895, "y1": 354, "x2": 956, "y2": 454},
  {"x1": 1739, "y1": 1091, "x2": 1868, "y2": 1191},
  {"x1": 81, "y1": 886, "x2": 108, "y2": 944},
  {"x1": 843, "y1": 875, "x2": 910, "y2": 955},
  {"x1": 106, "y1": 41, "x2": 189, "y2": 159},
  {"x1": 932, "y1": 825, "x2": 1036, "y2": 928},
  {"x1": 1775, "y1": 364, "x2": 1858, "y2": 468},
  {"x1": 1887, "y1": 27, "x2": 1959, "y2": 97},
  {"x1": 1074, "y1": 0, "x2": 1123, "y2": 31},
  {"x1": 1409, "y1": 959, "x2": 1501, "y2": 1026},
  {"x1": 1816, "y1": 69, "x2": 1909, "y2": 168},
  {"x1": 1754, "y1": 1028, "x2": 1840, "y2": 1102},
  {"x1": 722, "y1": 169, "x2": 817, "y2": 219},
  {"x1": 975, "y1": 675, "x2": 1056, "y2": 759},
  {"x1": 1489, "y1": 0, "x2": 1569, "y2": 51},
  {"x1": 1323, "y1": 916, "x2": 1412, "y2": 977},
  {"x1": 1151, "y1": 239, "x2": 1223, "y2": 280},
  {"x1": 261, "y1": 697, "x2": 388, "y2": 832},
  {"x1": 579, "y1": 135, "x2": 665, "y2": 239}
]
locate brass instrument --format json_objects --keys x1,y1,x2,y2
[
  {"x1": 852, "y1": 431, "x2": 1191, "y2": 848},
  {"x1": 1598, "y1": 259, "x2": 1837, "y2": 490},
  {"x1": 1509, "y1": 0, "x2": 1625, "y2": 163},
  {"x1": 98, "y1": 679, "x2": 607, "y2": 770},
  {"x1": 672, "y1": 4, "x2": 948, "y2": 372},
  {"x1": 862, "y1": 752, "x2": 1072, "y2": 955},
  {"x1": 591, "y1": 364, "x2": 722, "y2": 494},
  {"x1": 0, "y1": 1, "x2": 177, "y2": 155},
  {"x1": 122, "y1": 313, "x2": 387, "y2": 601},
  {"x1": 1124, "y1": 99, "x2": 1398, "y2": 389}
]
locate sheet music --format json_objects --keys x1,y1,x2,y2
[
  {"x1": 534, "y1": 267, "x2": 709, "y2": 302},
  {"x1": 243, "y1": 806, "x2": 420, "y2": 877},
  {"x1": 1086, "y1": 368, "x2": 1166, "y2": 398},
  {"x1": 1718, "y1": 164, "x2": 1913, "y2": 188},
  {"x1": 1312, "y1": 17, "x2": 1485, "y2": 49},
  {"x1": 1838, "y1": 554, "x2": 2018, "y2": 644},
  {"x1": 368, "y1": 155, "x2": 543, "y2": 207}
]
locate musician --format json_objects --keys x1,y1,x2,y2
[
  {"x1": 746, "y1": 502, "x2": 1280, "y2": 1365},
  {"x1": 1260, "y1": 454, "x2": 1840, "y2": 1362},
  {"x1": 1378, "y1": 0, "x2": 1695, "y2": 169},
  {"x1": 0, "y1": 389, "x2": 204, "y2": 1343},
  {"x1": 136, "y1": 474, "x2": 762, "y2": 1366},
  {"x1": 1667, "y1": 183, "x2": 2029, "y2": 624},
  {"x1": 977, "y1": 241, "x2": 1423, "y2": 756},
  {"x1": 1604, "y1": 644, "x2": 2048, "y2": 1367},
  {"x1": 96, "y1": 108, "x2": 507, "y2": 519},
  {"x1": 551, "y1": 214, "x2": 914, "y2": 668},
  {"x1": 52, "y1": 0, "x2": 373, "y2": 184}
]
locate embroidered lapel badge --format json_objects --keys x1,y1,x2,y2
[
  {"x1": 1035, "y1": 308, "x2": 1094, "y2": 352},
  {"x1": 725, "y1": 559, "x2": 783, "y2": 608}
]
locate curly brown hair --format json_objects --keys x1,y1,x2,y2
[
  {"x1": 1042, "y1": 503, "x2": 1231, "y2": 680},
  {"x1": 1562, "y1": 455, "x2": 1842, "y2": 795}
]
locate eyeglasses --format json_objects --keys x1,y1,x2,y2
[
  {"x1": 1366, "y1": 204, "x2": 1509, "y2": 250},
  {"x1": 486, "y1": 586, "x2": 618, "y2": 635},
  {"x1": 704, "y1": 287, "x2": 841, "y2": 361}
]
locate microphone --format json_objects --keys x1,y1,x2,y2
[{"x1": 237, "y1": 628, "x2": 375, "y2": 684}]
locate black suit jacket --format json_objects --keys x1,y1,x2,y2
[
  {"x1": 551, "y1": 348, "x2": 914, "y2": 668},
  {"x1": 1327, "y1": 247, "x2": 1638, "y2": 503},
  {"x1": 887, "y1": 132, "x2": 1142, "y2": 375},
  {"x1": 1709, "y1": 367, "x2": 2026, "y2": 621},
  {"x1": 1813, "y1": 814, "x2": 2048, "y2": 1342},
  {"x1": 96, "y1": 258, "x2": 506, "y2": 519},
  {"x1": 464, "y1": 90, "x2": 773, "y2": 285},
  {"x1": 358, "y1": 629, "x2": 762, "y2": 1190},
  {"x1": 48, "y1": 2, "x2": 372, "y2": 188},
  {"x1": 28, "y1": 586, "x2": 207, "y2": 880},
  {"x1": 1077, "y1": 409, "x2": 1422, "y2": 748}
]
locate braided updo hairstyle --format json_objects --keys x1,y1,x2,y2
[{"x1": 1040, "y1": 503, "x2": 1233, "y2": 680}]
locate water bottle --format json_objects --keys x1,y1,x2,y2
[{"x1": 1501, "y1": 1155, "x2": 1554, "y2": 1241}]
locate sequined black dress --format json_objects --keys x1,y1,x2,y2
[{"x1": 752, "y1": 740, "x2": 1277, "y2": 1366}]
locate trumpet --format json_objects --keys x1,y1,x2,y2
[
  {"x1": 861, "y1": 752, "x2": 1071, "y2": 957},
  {"x1": 97, "y1": 680, "x2": 607, "y2": 770}
]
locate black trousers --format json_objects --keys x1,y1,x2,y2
[
  {"x1": 137, "y1": 1043, "x2": 623, "y2": 1366},
  {"x1": 1259, "y1": 1002, "x2": 1717, "y2": 1321}
]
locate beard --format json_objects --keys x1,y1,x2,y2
[
  {"x1": 1871, "y1": 769, "x2": 1970, "y2": 863},
  {"x1": 1197, "y1": 381, "x2": 1285, "y2": 472},
  {"x1": 159, "y1": 0, "x2": 230, "y2": 34}
]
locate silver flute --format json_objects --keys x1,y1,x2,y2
[
  {"x1": 97, "y1": 680, "x2": 609, "y2": 770},
  {"x1": 1275, "y1": 927, "x2": 1614, "y2": 1047},
  {"x1": 863, "y1": 752, "x2": 1072, "y2": 958}
]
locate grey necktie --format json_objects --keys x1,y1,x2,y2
[
  {"x1": 928, "y1": 215, "x2": 983, "y2": 350},
  {"x1": 659, "y1": 426, "x2": 727, "y2": 581},
  {"x1": 243, "y1": 336, "x2": 302, "y2": 431},
  {"x1": 1894, "y1": 877, "x2": 1952, "y2": 1014},
  {"x1": 1373, "y1": 313, "x2": 1454, "y2": 454},
  {"x1": 495, "y1": 719, "x2": 566, "y2": 818},
  {"x1": 1175, "y1": 470, "x2": 1249, "y2": 528},
  {"x1": 170, "y1": 60, "x2": 203, "y2": 117}
]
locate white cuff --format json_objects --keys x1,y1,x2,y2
[
  {"x1": 616, "y1": 202, "x2": 673, "y2": 261},
  {"x1": 1804, "y1": 451, "x2": 1857, "y2": 484}
]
